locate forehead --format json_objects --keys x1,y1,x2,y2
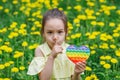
[{"x1": 44, "y1": 18, "x2": 65, "y2": 30}]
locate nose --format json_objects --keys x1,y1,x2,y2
[{"x1": 53, "y1": 34, "x2": 58, "y2": 41}]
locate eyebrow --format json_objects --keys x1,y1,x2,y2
[{"x1": 46, "y1": 29, "x2": 64, "y2": 31}]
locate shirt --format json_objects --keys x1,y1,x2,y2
[{"x1": 27, "y1": 42, "x2": 75, "y2": 80}]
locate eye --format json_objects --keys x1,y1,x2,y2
[
  {"x1": 47, "y1": 31, "x2": 52, "y2": 34},
  {"x1": 58, "y1": 31, "x2": 63, "y2": 34}
]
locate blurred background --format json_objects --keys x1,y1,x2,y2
[{"x1": 0, "y1": 0, "x2": 120, "y2": 80}]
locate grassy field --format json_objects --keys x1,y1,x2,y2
[{"x1": 0, "y1": 0, "x2": 120, "y2": 80}]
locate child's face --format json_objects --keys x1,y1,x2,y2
[{"x1": 43, "y1": 18, "x2": 66, "y2": 49}]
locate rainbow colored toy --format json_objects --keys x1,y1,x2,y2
[{"x1": 66, "y1": 45, "x2": 90, "y2": 64}]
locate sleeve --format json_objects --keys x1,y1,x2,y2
[{"x1": 27, "y1": 57, "x2": 46, "y2": 75}]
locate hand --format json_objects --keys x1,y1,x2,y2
[
  {"x1": 50, "y1": 40, "x2": 63, "y2": 58},
  {"x1": 74, "y1": 61, "x2": 86, "y2": 75}
]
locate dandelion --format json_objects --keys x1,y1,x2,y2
[
  {"x1": 0, "y1": 64, "x2": 5, "y2": 69},
  {"x1": 113, "y1": 32, "x2": 119, "y2": 37},
  {"x1": 100, "y1": 56, "x2": 106, "y2": 60},
  {"x1": 110, "y1": 44, "x2": 116, "y2": 49},
  {"x1": 22, "y1": 41, "x2": 28, "y2": 47},
  {"x1": 4, "y1": 8, "x2": 9, "y2": 13},
  {"x1": 4, "y1": 78, "x2": 11, "y2": 80},
  {"x1": 91, "y1": 21, "x2": 97, "y2": 26},
  {"x1": 19, "y1": 66, "x2": 25, "y2": 70},
  {"x1": 110, "y1": 58, "x2": 118, "y2": 64},
  {"x1": 105, "y1": 55, "x2": 112, "y2": 60},
  {"x1": 100, "y1": 61, "x2": 106, "y2": 65},
  {"x1": 115, "y1": 49, "x2": 120, "y2": 57},
  {"x1": 0, "y1": 50, "x2": 2, "y2": 55},
  {"x1": 12, "y1": 0, "x2": 18, "y2": 4},
  {"x1": 85, "y1": 66, "x2": 92, "y2": 71},
  {"x1": 4, "y1": 62, "x2": 10, "y2": 67},
  {"x1": 0, "y1": 6, "x2": 3, "y2": 10},
  {"x1": 109, "y1": 22, "x2": 115, "y2": 27},
  {"x1": 103, "y1": 63, "x2": 111, "y2": 69},
  {"x1": 11, "y1": 67, "x2": 19, "y2": 73},
  {"x1": 91, "y1": 50, "x2": 96, "y2": 54},
  {"x1": 2, "y1": 0, "x2": 7, "y2": 3}
]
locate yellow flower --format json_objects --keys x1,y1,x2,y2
[
  {"x1": 0, "y1": 6, "x2": 3, "y2": 10},
  {"x1": 100, "y1": 61, "x2": 106, "y2": 65},
  {"x1": 19, "y1": 66, "x2": 25, "y2": 70},
  {"x1": 103, "y1": 63, "x2": 111, "y2": 69},
  {"x1": 71, "y1": 34, "x2": 76, "y2": 39},
  {"x1": 74, "y1": 5, "x2": 82, "y2": 11},
  {"x1": 0, "y1": 78, "x2": 2, "y2": 80},
  {"x1": 99, "y1": 0, "x2": 106, "y2": 3},
  {"x1": 110, "y1": 44, "x2": 116, "y2": 49},
  {"x1": 0, "y1": 38, "x2": 2, "y2": 42},
  {"x1": 91, "y1": 50, "x2": 96, "y2": 54},
  {"x1": 97, "y1": 22, "x2": 104, "y2": 27},
  {"x1": 85, "y1": 74, "x2": 99, "y2": 80},
  {"x1": 104, "y1": 10, "x2": 110, "y2": 15},
  {"x1": 4, "y1": 62, "x2": 10, "y2": 67},
  {"x1": 13, "y1": 51, "x2": 24, "y2": 58},
  {"x1": 9, "y1": 61, "x2": 14, "y2": 64},
  {"x1": 109, "y1": 22, "x2": 115, "y2": 27},
  {"x1": 22, "y1": 41, "x2": 28, "y2": 47},
  {"x1": 113, "y1": 32, "x2": 119, "y2": 37},
  {"x1": 85, "y1": 76, "x2": 91, "y2": 80},
  {"x1": 75, "y1": 33, "x2": 81, "y2": 38},
  {"x1": 12, "y1": 0, "x2": 18, "y2": 4},
  {"x1": 116, "y1": 10, "x2": 120, "y2": 15},
  {"x1": 73, "y1": 18, "x2": 80, "y2": 23},
  {"x1": 87, "y1": 2, "x2": 95, "y2": 7},
  {"x1": 20, "y1": 23, "x2": 27, "y2": 29},
  {"x1": 4, "y1": 78, "x2": 11, "y2": 80},
  {"x1": 4, "y1": 8, "x2": 9, "y2": 13},
  {"x1": 13, "y1": 11, "x2": 18, "y2": 15},
  {"x1": 111, "y1": 58, "x2": 118, "y2": 64},
  {"x1": 0, "y1": 50, "x2": 2, "y2": 55},
  {"x1": 2, "y1": 0, "x2": 7, "y2": 3},
  {"x1": 11, "y1": 67, "x2": 19, "y2": 72},
  {"x1": 4, "y1": 42, "x2": 10, "y2": 45},
  {"x1": 67, "y1": 6, "x2": 72, "y2": 9},
  {"x1": 100, "y1": 56, "x2": 106, "y2": 60},
  {"x1": 88, "y1": 34, "x2": 96, "y2": 39},
  {"x1": 99, "y1": 43, "x2": 109, "y2": 49},
  {"x1": 78, "y1": 15, "x2": 87, "y2": 20},
  {"x1": 115, "y1": 49, "x2": 120, "y2": 57},
  {"x1": 105, "y1": 55, "x2": 112, "y2": 60},
  {"x1": 0, "y1": 64, "x2": 5, "y2": 69},
  {"x1": 91, "y1": 21, "x2": 97, "y2": 26},
  {"x1": 85, "y1": 66, "x2": 92, "y2": 71}
]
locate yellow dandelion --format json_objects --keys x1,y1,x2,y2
[
  {"x1": 110, "y1": 44, "x2": 116, "y2": 49},
  {"x1": 115, "y1": 49, "x2": 120, "y2": 57},
  {"x1": 4, "y1": 62, "x2": 10, "y2": 67},
  {"x1": 85, "y1": 66, "x2": 92, "y2": 71},
  {"x1": 22, "y1": 41, "x2": 28, "y2": 47},
  {"x1": 11, "y1": 67, "x2": 19, "y2": 73},
  {"x1": 110, "y1": 58, "x2": 118, "y2": 64},
  {"x1": 103, "y1": 63, "x2": 111, "y2": 69},
  {"x1": 19, "y1": 66, "x2": 25, "y2": 70},
  {"x1": 100, "y1": 61, "x2": 106, "y2": 65},
  {"x1": 0, "y1": 64, "x2": 5, "y2": 69}
]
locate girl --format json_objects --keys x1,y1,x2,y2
[{"x1": 27, "y1": 8, "x2": 86, "y2": 80}]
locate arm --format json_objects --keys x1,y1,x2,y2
[
  {"x1": 71, "y1": 61, "x2": 86, "y2": 80},
  {"x1": 35, "y1": 42, "x2": 63, "y2": 80}
]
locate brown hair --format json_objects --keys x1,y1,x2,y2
[{"x1": 41, "y1": 8, "x2": 68, "y2": 36}]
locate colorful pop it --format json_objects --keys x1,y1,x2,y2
[{"x1": 66, "y1": 45, "x2": 90, "y2": 64}]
